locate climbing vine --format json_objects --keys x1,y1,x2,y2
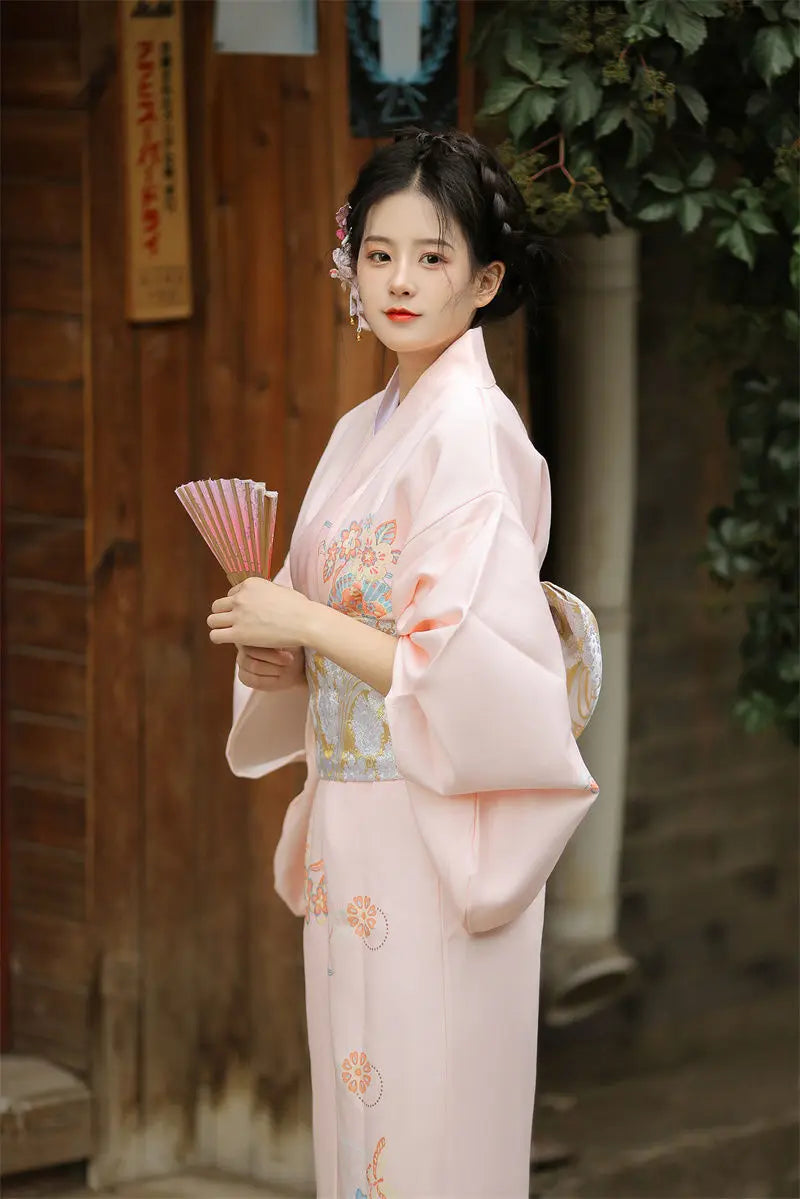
[{"x1": 473, "y1": 0, "x2": 799, "y2": 743}]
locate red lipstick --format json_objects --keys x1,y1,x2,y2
[{"x1": 385, "y1": 308, "x2": 420, "y2": 322}]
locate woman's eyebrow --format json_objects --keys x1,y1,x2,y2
[{"x1": 363, "y1": 235, "x2": 455, "y2": 250}]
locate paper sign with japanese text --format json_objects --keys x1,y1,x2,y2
[{"x1": 121, "y1": 0, "x2": 192, "y2": 322}]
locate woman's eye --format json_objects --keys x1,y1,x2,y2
[
  {"x1": 422, "y1": 253, "x2": 443, "y2": 266},
  {"x1": 368, "y1": 251, "x2": 390, "y2": 263}
]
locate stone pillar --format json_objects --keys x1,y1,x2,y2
[{"x1": 542, "y1": 226, "x2": 640, "y2": 1025}]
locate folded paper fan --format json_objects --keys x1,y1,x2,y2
[{"x1": 175, "y1": 478, "x2": 278, "y2": 585}]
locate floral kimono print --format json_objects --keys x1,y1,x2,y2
[{"x1": 226, "y1": 327, "x2": 599, "y2": 1199}]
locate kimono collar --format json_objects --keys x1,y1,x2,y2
[
  {"x1": 426, "y1": 324, "x2": 496, "y2": 389},
  {"x1": 299, "y1": 328, "x2": 496, "y2": 539},
  {"x1": 374, "y1": 372, "x2": 400, "y2": 435},
  {"x1": 381, "y1": 325, "x2": 495, "y2": 411}
]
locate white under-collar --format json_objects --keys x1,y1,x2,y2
[{"x1": 373, "y1": 372, "x2": 400, "y2": 435}]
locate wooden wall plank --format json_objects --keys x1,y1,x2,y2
[
  {"x1": 9, "y1": 714, "x2": 84, "y2": 786},
  {"x1": 280, "y1": 48, "x2": 336, "y2": 531},
  {"x1": 4, "y1": 246, "x2": 83, "y2": 314},
  {"x1": 1, "y1": 2, "x2": 80, "y2": 41},
  {"x1": 193, "y1": 46, "x2": 247, "y2": 1098},
  {"x1": 5, "y1": 583, "x2": 87, "y2": 652},
  {"x1": 11, "y1": 982, "x2": 88, "y2": 1076},
  {"x1": 0, "y1": 0, "x2": 89, "y2": 1083},
  {"x1": 2, "y1": 181, "x2": 82, "y2": 245},
  {"x1": 4, "y1": 452, "x2": 83, "y2": 518},
  {"x1": 11, "y1": 845, "x2": 85, "y2": 923},
  {"x1": 6, "y1": 651, "x2": 85, "y2": 720},
  {"x1": 322, "y1": 0, "x2": 391, "y2": 425},
  {"x1": 237, "y1": 53, "x2": 313, "y2": 1168},
  {"x1": 8, "y1": 780, "x2": 86, "y2": 852},
  {"x1": 457, "y1": 0, "x2": 475, "y2": 127},
  {"x1": 3, "y1": 383, "x2": 84, "y2": 452},
  {"x1": 239, "y1": 65, "x2": 286, "y2": 497},
  {"x1": 4, "y1": 518, "x2": 84, "y2": 586},
  {"x1": 139, "y1": 320, "x2": 197, "y2": 1168},
  {"x1": 1, "y1": 40, "x2": 85, "y2": 109},
  {"x1": 3, "y1": 314, "x2": 82, "y2": 383},
  {"x1": 1, "y1": 109, "x2": 84, "y2": 179},
  {"x1": 193, "y1": 44, "x2": 253, "y2": 1154},
  {"x1": 83, "y1": 0, "x2": 142, "y2": 1179},
  {"x1": 11, "y1": 913, "x2": 88, "y2": 990},
  {"x1": 179, "y1": 11, "x2": 255, "y2": 1164}
]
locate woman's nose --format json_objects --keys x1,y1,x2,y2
[{"x1": 388, "y1": 260, "x2": 415, "y2": 295}]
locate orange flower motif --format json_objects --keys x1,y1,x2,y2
[
  {"x1": 338, "y1": 521, "x2": 363, "y2": 561},
  {"x1": 347, "y1": 895, "x2": 377, "y2": 938},
  {"x1": 322, "y1": 540, "x2": 339, "y2": 582},
  {"x1": 342, "y1": 1050, "x2": 372, "y2": 1094},
  {"x1": 367, "y1": 1136, "x2": 387, "y2": 1199},
  {"x1": 312, "y1": 882, "x2": 328, "y2": 917},
  {"x1": 363, "y1": 598, "x2": 388, "y2": 621},
  {"x1": 340, "y1": 582, "x2": 365, "y2": 617},
  {"x1": 304, "y1": 856, "x2": 328, "y2": 924},
  {"x1": 359, "y1": 528, "x2": 394, "y2": 583}
]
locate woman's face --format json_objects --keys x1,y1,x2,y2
[{"x1": 355, "y1": 187, "x2": 504, "y2": 355}]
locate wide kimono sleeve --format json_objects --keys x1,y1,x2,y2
[
  {"x1": 225, "y1": 554, "x2": 317, "y2": 917},
  {"x1": 384, "y1": 476, "x2": 599, "y2": 935},
  {"x1": 225, "y1": 553, "x2": 310, "y2": 779}
]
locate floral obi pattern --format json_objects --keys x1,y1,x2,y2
[
  {"x1": 308, "y1": 513, "x2": 402, "y2": 783},
  {"x1": 306, "y1": 645, "x2": 400, "y2": 783}
]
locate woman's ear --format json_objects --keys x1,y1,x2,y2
[{"x1": 474, "y1": 261, "x2": 506, "y2": 309}]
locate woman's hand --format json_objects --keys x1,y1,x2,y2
[
  {"x1": 236, "y1": 645, "x2": 305, "y2": 692},
  {"x1": 207, "y1": 577, "x2": 311, "y2": 648}
]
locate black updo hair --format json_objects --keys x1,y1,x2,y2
[{"x1": 342, "y1": 127, "x2": 550, "y2": 326}]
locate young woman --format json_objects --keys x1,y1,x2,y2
[{"x1": 208, "y1": 128, "x2": 600, "y2": 1199}]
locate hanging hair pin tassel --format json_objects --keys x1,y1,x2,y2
[{"x1": 330, "y1": 201, "x2": 371, "y2": 340}]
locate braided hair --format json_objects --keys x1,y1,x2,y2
[{"x1": 343, "y1": 127, "x2": 550, "y2": 326}]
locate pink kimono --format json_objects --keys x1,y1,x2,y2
[{"x1": 226, "y1": 327, "x2": 598, "y2": 1199}]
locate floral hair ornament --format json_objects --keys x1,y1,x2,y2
[{"x1": 330, "y1": 202, "x2": 371, "y2": 340}]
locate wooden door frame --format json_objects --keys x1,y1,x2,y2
[{"x1": 1, "y1": 446, "x2": 10, "y2": 1051}]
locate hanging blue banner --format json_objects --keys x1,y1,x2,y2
[{"x1": 347, "y1": 0, "x2": 459, "y2": 138}]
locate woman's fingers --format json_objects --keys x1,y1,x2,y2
[
  {"x1": 238, "y1": 667, "x2": 271, "y2": 690},
  {"x1": 211, "y1": 597, "x2": 234, "y2": 613},
  {"x1": 237, "y1": 647, "x2": 293, "y2": 676},
  {"x1": 207, "y1": 611, "x2": 233, "y2": 629},
  {"x1": 242, "y1": 646, "x2": 294, "y2": 665},
  {"x1": 239, "y1": 657, "x2": 280, "y2": 678},
  {"x1": 235, "y1": 645, "x2": 301, "y2": 691},
  {"x1": 238, "y1": 664, "x2": 293, "y2": 691}
]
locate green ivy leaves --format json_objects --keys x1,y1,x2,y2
[
  {"x1": 752, "y1": 25, "x2": 798, "y2": 84},
  {"x1": 622, "y1": 0, "x2": 725, "y2": 54},
  {"x1": 675, "y1": 83, "x2": 708, "y2": 125},
  {"x1": 473, "y1": 1, "x2": 797, "y2": 255},
  {"x1": 472, "y1": 0, "x2": 799, "y2": 742},
  {"x1": 479, "y1": 77, "x2": 534, "y2": 118},
  {"x1": 556, "y1": 63, "x2": 602, "y2": 131},
  {"x1": 635, "y1": 155, "x2": 715, "y2": 230},
  {"x1": 705, "y1": 373, "x2": 799, "y2": 742},
  {"x1": 711, "y1": 181, "x2": 778, "y2": 269}
]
